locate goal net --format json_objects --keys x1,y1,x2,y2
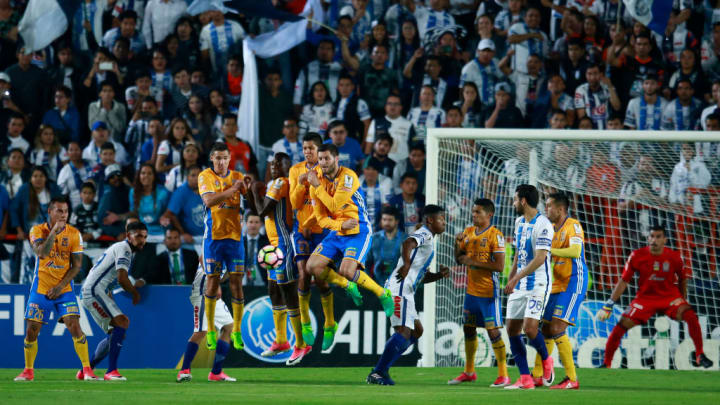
[{"x1": 423, "y1": 129, "x2": 720, "y2": 371}]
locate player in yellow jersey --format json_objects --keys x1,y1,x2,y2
[
  {"x1": 289, "y1": 133, "x2": 347, "y2": 350},
  {"x1": 305, "y1": 144, "x2": 395, "y2": 317},
  {"x1": 15, "y1": 196, "x2": 97, "y2": 382},
  {"x1": 198, "y1": 142, "x2": 252, "y2": 351},
  {"x1": 448, "y1": 199, "x2": 510, "y2": 388},
  {"x1": 531, "y1": 193, "x2": 587, "y2": 389}
]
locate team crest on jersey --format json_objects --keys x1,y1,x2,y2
[
  {"x1": 573, "y1": 223, "x2": 582, "y2": 234},
  {"x1": 479, "y1": 238, "x2": 487, "y2": 248},
  {"x1": 62, "y1": 238, "x2": 68, "y2": 247},
  {"x1": 541, "y1": 229, "x2": 549, "y2": 237},
  {"x1": 273, "y1": 179, "x2": 283, "y2": 189},
  {"x1": 215, "y1": 180, "x2": 220, "y2": 187},
  {"x1": 559, "y1": 231, "x2": 566, "y2": 241},
  {"x1": 344, "y1": 174, "x2": 353, "y2": 188},
  {"x1": 496, "y1": 234, "x2": 505, "y2": 247},
  {"x1": 653, "y1": 262, "x2": 660, "y2": 271},
  {"x1": 663, "y1": 261, "x2": 669, "y2": 272}
]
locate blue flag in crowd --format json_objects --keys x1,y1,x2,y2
[{"x1": 622, "y1": 0, "x2": 673, "y2": 35}]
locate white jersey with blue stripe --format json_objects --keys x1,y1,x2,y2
[
  {"x1": 513, "y1": 213, "x2": 553, "y2": 291},
  {"x1": 81, "y1": 241, "x2": 134, "y2": 297},
  {"x1": 385, "y1": 226, "x2": 435, "y2": 296}
]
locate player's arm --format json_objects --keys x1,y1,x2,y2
[
  {"x1": 200, "y1": 176, "x2": 246, "y2": 207},
  {"x1": 551, "y1": 244, "x2": 581, "y2": 258},
  {"x1": 306, "y1": 186, "x2": 349, "y2": 231},
  {"x1": 289, "y1": 167, "x2": 307, "y2": 210},
  {"x1": 48, "y1": 252, "x2": 83, "y2": 300},
  {"x1": 118, "y1": 268, "x2": 141, "y2": 305},
  {"x1": 459, "y1": 250, "x2": 505, "y2": 272},
  {"x1": 395, "y1": 237, "x2": 419, "y2": 281},
  {"x1": 505, "y1": 248, "x2": 548, "y2": 293},
  {"x1": 32, "y1": 223, "x2": 63, "y2": 259},
  {"x1": 598, "y1": 253, "x2": 635, "y2": 321},
  {"x1": 453, "y1": 232, "x2": 466, "y2": 263},
  {"x1": 680, "y1": 278, "x2": 688, "y2": 299},
  {"x1": 422, "y1": 265, "x2": 450, "y2": 284},
  {"x1": 309, "y1": 176, "x2": 356, "y2": 212}
]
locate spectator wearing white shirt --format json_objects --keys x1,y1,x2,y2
[
  {"x1": 494, "y1": 0, "x2": 524, "y2": 37},
  {"x1": 300, "y1": 81, "x2": 335, "y2": 137},
  {"x1": 662, "y1": 79, "x2": 703, "y2": 131},
  {"x1": 142, "y1": 0, "x2": 187, "y2": 49},
  {"x1": 669, "y1": 142, "x2": 712, "y2": 213},
  {"x1": 149, "y1": 48, "x2": 173, "y2": 94},
  {"x1": 574, "y1": 64, "x2": 622, "y2": 129},
  {"x1": 340, "y1": 0, "x2": 372, "y2": 47},
  {"x1": 701, "y1": 22, "x2": 720, "y2": 83},
  {"x1": 624, "y1": 75, "x2": 669, "y2": 130},
  {"x1": 57, "y1": 142, "x2": 93, "y2": 208},
  {"x1": 2, "y1": 114, "x2": 30, "y2": 155},
  {"x1": 164, "y1": 143, "x2": 201, "y2": 193},
  {"x1": 199, "y1": 9, "x2": 245, "y2": 76},
  {"x1": 125, "y1": 70, "x2": 164, "y2": 113},
  {"x1": 507, "y1": 7, "x2": 549, "y2": 74},
  {"x1": 28, "y1": 125, "x2": 68, "y2": 183},
  {"x1": 505, "y1": 53, "x2": 547, "y2": 118},
  {"x1": 407, "y1": 86, "x2": 445, "y2": 145},
  {"x1": 102, "y1": 10, "x2": 146, "y2": 55},
  {"x1": 459, "y1": 39, "x2": 504, "y2": 105},
  {"x1": 293, "y1": 39, "x2": 344, "y2": 108},
  {"x1": 365, "y1": 94, "x2": 415, "y2": 161},
  {"x1": 410, "y1": 0, "x2": 456, "y2": 40},
  {"x1": 700, "y1": 80, "x2": 720, "y2": 130},
  {"x1": 83, "y1": 121, "x2": 129, "y2": 166}
]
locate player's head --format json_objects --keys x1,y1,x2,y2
[
  {"x1": 302, "y1": 132, "x2": 323, "y2": 163},
  {"x1": 423, "y1": 204, "x2": 446, "y2": 235},
  {"x1": 317, "y1": 143, "x2": 339, "y2": 176},
  {"x1": 472, "y1": 198, "x2": 494, "y2": 227},
  {"x1": 380, "y1": 206, "x2": 401, "y2": 233},
  {"x1": 514, "y1": 184, "x2": 539, "y2": 215},
  {"x1": 126, "y1": 221, "x2": 148, "y2": 251},
  {"x1": 164, "y1": 227, "x2": 181, "y2": 252},
  {"x1": 48, "y1": 196, "x2": 69, "y2": 224},
  {"x1": 545, "y1": 192, "x2": 569, "y2": 223},
  {"x1": 209, "y1": 141, "x2": 231, "y2": 174},
  {"x1": 647, "y1": 225, "x2": 667, "y2": 254},
  {"x1": 271, "y1": 152, "x2": 292, "y2": 179}
]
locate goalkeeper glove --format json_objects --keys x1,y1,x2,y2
[{"x1": 597, "y1": 299, "x2": 615, "y2": 321}]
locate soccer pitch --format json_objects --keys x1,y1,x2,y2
[{"x1": 1, "y1": 367, "x2": 717, "y2": 404}]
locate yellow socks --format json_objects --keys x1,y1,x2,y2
[
  {"x1": 320, "y1": 291, "x2": 335, "y2": 328},
  {"x1": 205, "y1": 295, "x2": 217, "y2": 332},
  {"x1": 320, "y1": 267, "x2": 348, "y2": 289},
  {"x1": 272, "y1": 305, "x2": 288, "y2": 344},
  {"x1": 72, "y1": 335, "x2": 90, "y2": 368},
  {"x1": 353, "y1": 270, "x2": 384, "y2": 297},
  {"x1": 533, "y1": 338, "x2": 555, "y2": 377},
  {"x1": 491, "y1": 334, "x2": 508, "y2": 377},
  {"x1": 24, "y1": 339, "x2": 38, "y2": 370},
  {"x1": 287, "y1": 308, "x2": 305, "y2": 348},
  {"x1": 231, "y1": 298, "x2": 244, "y2": 334},
  {"x1": 464, "y1": 335, "x2": 478, "y2": 374},
  {"x1": 298, "y1": 290, "x2": 311, "y2": 325},
  {"x1": 555, "y1": 333, "x2": 577, "y2": 382}
]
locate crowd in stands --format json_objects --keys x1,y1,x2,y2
[{"x1": 0, "y1": 0, "x2": 719, "y2": 287}]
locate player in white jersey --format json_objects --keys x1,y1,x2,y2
[
  {"x1": 503, "y1": 184, "x2": 555, "y2": 390},
  {"x1": 79, "y1": 222, "x2": 147, "y2": 381},
  {"x1": 367, "y1": 205, "x2": 449, "y2": 386},
  {"x1": 177, "y1": 261, "x2": 236, "y2": 382}
]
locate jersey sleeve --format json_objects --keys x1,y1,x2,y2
[
  {"x1": 198, "y1": 171, "x2": 216, "y2": 196},
  {"x1": 534, "y1": 218, "x2": 553, "y2": 251},
  {"x1": 116, "y1": 245, "x2": 132, "y2": 272},
  {"x1": 312, "y1": 170, "x2": 359, "y2": 212},
  {"x1": 410, "y1": 227, "x2": 432, "y2": 247},
  {"x1": 29, "y1": 225, "x2": 47, "y2": 244},
  {"x1": 457, "y1": 228, "x2": 469, "y2": 252},
  {"x1": 266, "y1": 178, "x2": 285, "y2": 201},
  {"x1": 568, "y1": 220, "x2": 584, "y2": 246},
  {"x1": 513, "y1": 217, "x2": 521, "y2": 248},
  {"x1": 309, "y1": 186, "x2": 343, "y2": 231},
  {"x1": 621, "y1": 251, "x2": 637, "y2": 282},
  {"x1": 71, "y1": 230, "x2": 83, "y2": 254},
  {"x1": 289, "y1": 165, "x2": 307, "y2": 210},
  {"x1": 492, "y1": 228, "x2": 506, "y2": 253}
]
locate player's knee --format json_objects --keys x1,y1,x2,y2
[
  {"x1": 549, "y1": 320, "x2": 567, "y2": 337},
  {"x1": 413, "y1": 322, "x2": 424, "y2": 339},
  {"x1": 114, "y1": 315, "x2": 130, "y2": 329},
  {"x1": 523, "y1": 324, "x2": 539, "y2": 339},
  {"x1": 463, "y1": 325, "x2": 478, "y2": 338},
  {"x1": 26, "y1": 323, "x2": 40, "y2": 340},
  {"x1": 487, "y1": 328, "x2": 501, "y2": 341},
  {"x1": 619, "y1": 317, "x2": 636, "y2": 330},
  {"x1": 189, "y1": 332, "x2": 206, "y2": 343}
]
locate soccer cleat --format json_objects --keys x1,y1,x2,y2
[
  {"x1": 76, "y1": 369, "x2": 84, "y2": 380},
  {"x1": 14, "y1": 368, "x2": 34, "y2": 381},
  {"x1": 598, "y1": 364, "x2": 609, "y2": 368},
  {"x1": 301, "y1": 323, "x2": 315, "y2": 346},
  {"x1": 83, "y1": 367, "x2": 99, "y2": 381},
  {"x1": 542, "y1": 356, "x2": 555, "y2": 386},
  {"x1": 206, "y1": 330, "x2": 217, "y2": 350},
  {"x1": 231, "y1": 332, "x2": 244, "y2": 350},
  {"x1": 447, "y1": 372, "x2": 476, "y2": 385},
  {"x1": 366, "y1": 370, "x2": 395, "y2": 386},
  {"x1": 176, "y1": 369, "x2": 192, "y2": 383},
  {"x1": 694, "y1": 353, "x2": 714, "y2": 369},
  {"x1": 322, "y1": 323, "x2": 338, "y2": 351},
  {"x1": 532, "y1": 376, "x2": 543, "y2": 387},
  {"x1": 261, "y1": 341, "x2": 291, "y2": 357},
  {"x1": 550, "y1": 376, "x2": 580, "y2": 390},
  {"x1": 285, "y1": 345, "x2": 312, "y2": 366},
  {"x1": 379, "y1": 288, "x2": 394, "y2": 317},
  {"x1": 345, "y1": 282, "x2": 363, "y2": 306},
  {"x1": 489, "y1": 376, "x2": 511, "y2": 387},
  {"x1": 208, "y1": 371, "x2": 236, "y2": 382},
  {"x1": 103, "y1": 370, "x2": 125, "y2": 381},
  {"x1": 504, "y1": 375, "x2": 535, "y2": 390}
]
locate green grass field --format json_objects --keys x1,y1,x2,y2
[{"x1": 1, "y1": 367, "x2": 717, "y2": 405}]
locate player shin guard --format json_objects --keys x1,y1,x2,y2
[
  {"x1": 375, "y1": 333, "x2": 410, "y2": 373},
  {"x1": 212, "y1": 339, "x2": 229, "y2": 375},
  {"x1": 107, "y1": 327, "x2": 126, "y2": 372},
  {"x1": 321, "y1": 290, "x2": 335, "y2": 328},
  {"x1": 509, "y1": 335, "x2": 530, "y2": 375},
  {"x1": 554, "y1": 333, "x2": 576, "y2": 381},
  {"x1": 682, "y1": 309, "x2": 705, "y2": 356},
  {"x1": 604, "y1": 324, "x2": 627, "y2": 367},
  {"x1": 91, "y1": 336, "x2": 110, "y2": 369},
  {"x1": 23, "y1": 339, "x2": 38, "y2": 370},
  {"x1": 231, "y1": 298, "x2": 244, "y2": 334},
  {"x1": 465, "y1": 336, "x2": 478, "y2": 374},
  {"x1": 288, "y1": 308, "x2": 305, "y2": 348},
  {"x1": 273, "y1": 305, "x2": 288, "y2": 344},
  {"x1": 320, "y1": 267, "x2": 348, "y2": 288},
  {"x1": 298, "y1": 289, "x2": 311, "y2": 325},
  {"x1": 181, "y1": 341, "x2": 199, "y2": 370},
  {"x1": 532, "y1": 337, "x2": 554, "y2": 377},
  {"x1": 204, "y1": 294, "x2": 217, "y2": 332},
  {"x1": 528, "y1": 332, "x2": 549, "y2": 361},
  {"x1": 352, "y1": 270, "x2": 384, "y2": 297},
  {"x1": 491, "y1": 334, "x2": 508, "y2": 377},
  {"x1": 73, "y1": 335, "x2": 91, "y2": 368}
]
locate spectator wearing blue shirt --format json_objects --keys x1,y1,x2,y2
[
  {"x1": 98, "y1": 164, "x2": 131, "y2": 240},
  {"x1": 129, "y1": 163, "x2": 170, "y2": 241},
  {"x1": 388, "y1": 172, "x2": 425, "y2": 235},
  {"x1": 41, "y1": 86, "x2": 80, "y2": 145},
  {"x1": 366, "y1": 206, "x2": 406, "y2": 286},
  {"x1": 324, "y1": 120, "x2": 365, "y2": 172},
  {"x1": 161, "y1": 165, "x2": 204, "y2": 247}
]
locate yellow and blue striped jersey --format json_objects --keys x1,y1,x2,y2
[
  {"x1": 308, "y1": 166, "x2": 370, "y2": 236},
  {"x1": 551, "y1": 217, "x2": 588, "y2": 294},
  {"x1": 198, "y1": 168, "x2": 244, "y2": 241},
  {"x1": 265, "y1": 177, "x2": 293, "y2": 247}
]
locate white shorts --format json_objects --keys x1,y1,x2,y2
[
  {"x1": 190, "y1": 294, "x2": 233, "y2": 333},
  {"x1": 505, "y1": 286, "x2": 551, "y2": 321},
  {"x1": 81, "y1": 293, "x2": 123, "y2": 334},
  {"x1": 389, "y1": 291, "x2": 418, "y2": 330}
]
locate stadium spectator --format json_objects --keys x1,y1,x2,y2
[
  {"x1": 164, "y1": 143, "x2": 201, "y2": 193},
  {"x1": 662, "y1": 79, "x2": 702, "y2": 131},
  {"x1": 129, "y1": 163, "x2": 170, "y2": 240},
  {"x1": 507, "y1": 7, "x2": 549, "y2": 74},
  {"x1": 482, "y1": 82, "x2": 523, "y2": 129},
  {"x1": 69, "y1": 181, "x2": 101, "y2": 242},
  {"x1": 141, "y1": 0, "x2": 187, "y2": 49},
  {"x1": 669, "y1": 142, "x2": 711, "y2": 214},
  {"x1": 40, "y1": 86, "x2": 80, "y2": 145},
  {"x1": 28, "y1": 125, "x2": 67, "y2": 183},
  {"x1": 460, "y1": 38, "x2": 503, "y2": 107},
  {"x1": 359, "y1": 157, "x2": 393, "y2": 229},
  {"x1": 87, "y1": 81, "x2": 127, "y2": 142},
  {"x1": 199, "y1": 6, "x2": 245, "y2": 76},
  {"x1": 83, "y1": 121, "x2": 128, "y2": 166},
  {"x1": 407, "y1": 85, "x2": 446, "y2": 145},
  {"x1": 183, "y1": 94, "x2": 213, "y2": 149},
  {"x1": 366, "y1": 94, "x2": 414, "y2": 158},
  {"x1": 124, "y1": 97, "x2": 161, "y2": 165},
  {"x1": 454, "y1": 82, "x2": 483, "y2": 128},
  {"x1": 219, "y1": 54, "x2": 243, "y2": 105},
  {"x1": 293, "y1": 39, "x2": 343, "y2": 109},
  {"x1": 624, "y1": 74, "x2": 668, "y2": 130},
  {"x1": 392, "y1": 143, "x2": 426, "y2": 195},
  {"x1": 619, "y1": 32, "x2": 665, "y2": 101},
  {"x1": 443, "y1": 105, "x2": 464, "y2": 128},
  {"x1": 168, "y1": 67, "x2": 205, "y2": 118},
  {"x1": 155, "y1": 117, "x2": 193, "y2": 176},
  {"x1": 355, "y1": 44, "x2": 399, "y2": 118},
  {"x1": 6, "y1": 46, "x2": 51, "y2": 128},
  {"x1": 148, "y1": 48, "x2": 172, "y2": 94},
  {"x1": 81, "y1": 48, "x2": 123, "y2": 99},
  {"x1": 102, "y1": 10, "x2": 146, "y2": 55},
  {"x1": 574, "y1": 64, "x2": 622, "y2": 130},
  {"x1": 149, "y1": 227, "x2": 197, "y2": 285},
  {"x1": 699, "y1": 80, "x2": 720, "y2": 130},
  {"x1": 259, "y1": 69, "x2": 294, "y2": 149},
  {"x1": 173, "y1": 16, "x2": 200, "y2": 70},
  {"x1": 162, "y1": 165, "x2": 204, "y2": 245},
  {"x1": 505, "y1": 53, "x2": 547, "y2": 120},
  {"x1": 57, "y1": 142, "x2": 93, "y2": 209},
  {"x1": 339, "y1": 0, "x2": 371, "y2": 48},
  {"x1": 701, "y1": 22, "x2": 720, "y2": 84},
  {"x1": 389, "y1": 172, "x2": 425, "y2": 234},
  {"x1": 2, "y1": 113, "x2": 29, "y2": 154},
  {"x1": 366, "y1": 205, "x2": 405, "y2": 286},
  {"x1": 532, "y1": 75, "x2": 575, "y2": 128},
  {"x1": 137, "y1": 116, "x2": 165, "y2": 169},
  {"x1": 0, "y1": 148, "x2": 28, "y2": 199},
  {"x1": 325, "y1": 120, "x2": 364, "y2": 173},
  {"x1": 270, "y1": 116, "x2": 304, "y2": 168},
  {"x1": 220, "y1": 114, "x2": 258, "y2": 177},
  {"x1": 410, "y1": 0, "x2": 456, "y2": 40},
  {"x1": 558, "y1": 38, "x2": 589, "y2": 101},
  {"x1": 493, "y1": 0, "x2": 523, "y2": 38},
  {"x1": 299, "y1": 81, "x2": 335, "y2": 137},
  {"x1": 407, "y1": 55, "x2": 454, "y2": 109},
  {"x1": 333, "y1": 75, "x2": 371, "y2": 143},
  {"x1": 667, "y1": 48, "x2": 709, "y2": 103},
  {"x1": 125, "y1": 69, "x2": 163, "y2": 114},
  {"x1": 363, "y1": 132, "x2": 396, "y2": 179},
  {"x1": 98, "y1": 163, "x2": 131, "y2": 240}
]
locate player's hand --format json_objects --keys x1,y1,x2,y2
[
  {"x1": 298, "y1": 172, "x2": 308, "y2": 185},
  {"x1": 47, "y1": 284, "x2": 64, "y2": 300},
  {"x1": 131, "y1": 290, "x2": 140, "y2": 305},
  {"x1": 229, "y1": 179, "x2": 243, "y2": 194},
  {"x1": 341, "y1": 219, "x2": 358, "y2": 230},
  {"x1": 504, "y1": 276, "x2": 519, "y2": 295},
  {"x1": 251, "y1": 180, "x2": 266, "y2": 196},
  {"x1": 134, "y1": 279, "x2": 146, "y2": 289},
  {"x1": 395, "y1": 263, "x2": 410, "y2": 282},
  {"x1": 454, "y1": 232, "x2": 464, "y2": 246},
  {"x1": 458, "y1": 255, "x2": 470, "y2": 266},
  {"x1": 301, "y1": 227, "x2": 312, "y2": 239},
  {"x1": 182, "y1": 233, "x2": 194, "y2": 244},
  {"x1": 242, "y1": 176, "x2": 253, "y2": 194},
  {"x1": 596, "y1": 299, "x2": 614, "y2": 321},
  {"x1": 439, "y1": 265, "x2": 450, "y2": 279},
  {"x1": 51, "y1": 220, "x2": 66, "y2": 235},
  {"x1": 306, "y1": 170, "x2": 321, "y2": 187},
  {"x1": 104, "y1": 211, "x2": 120, "y2": 225}
]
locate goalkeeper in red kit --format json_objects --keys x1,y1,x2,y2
[{"x1": 597, "y1": 225, "x2": 713, "y2": 368}]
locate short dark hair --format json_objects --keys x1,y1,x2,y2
[
  {"x1": 706, "y1": 112, "x2": 720, "y2": 123},
  {"x1": 515, "y1": 184, "x2": 539, "y2": 208},
  {"x1": 649, "y1": 224, "x2": 666, "y2": 236},
  {"x1": 274, "y1": 152, "x2": 291, "y2": 164},
  {"x1": 210, "y1": 142, "x2": 229, "y2": 155},
  {"x1": 222, "y1": 113, "x2": 237, "y2": 124},
  {"x1": 551, "y1": 109, "x2": 567, "y2": 117},
  {"x1": 81, "y1": 181, "x2": 96, "y2": 193},
  {"x1": 100, "y1": 142, "x2": 115, "y2": 152},
  {"x1": 423, "y1": 204, "x2": 445, "y2": 218},
  {"x1": 49, "y1": 195, "x2": 69, "y2": 209},
  {"x1": 56, "y1": 85, "x2": 72, "y2": 99},
  {"x1": 127, "y1": 221, "x2": 148, "y2": 233},
  {"x1": 400, "y1": 172, "x2": 418, "y2": 183},
  {"x1": 375, "y1": 132, "x2": 393, "y2": 146},
  {"x1": 327, "y1": 120, "x2": 346, "y2": 133},
  {"x1": 165, "y1": 226, "x2": 180, "y2": 235},
  {"x1": 473, "y1": 198, "x2": 495, "y2": 215},
  {"x1": 187, "y1": 164, "x2": 202, "y2": 172},
  {"x1": 303, "y1": 132, "x2": 323, "y2": 147},
  {"x1": 318, "y1": 143, "x2": 339, "y2": 156},
  {"x1": 410, "y1": 143, "x2": 426, "y2": 154},
  {"x1": 548, "y1": 192, "x2": 570, "y2": 210},
  {"x1": 172, "y1": 65, "x2": 189, "y2": 76},
  {"x1": 98, "y1": 80, "x2": 115, "y2": 92},
  {"x1": 381, "y1": 205, "x2": 401, "y2": 222},
  {"x1": 119, "y1": 10, "x2": 138, "y2": 22}
]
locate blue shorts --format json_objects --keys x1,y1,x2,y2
[
  {"x1": 312, "y1": 230, "x2": 372, "y2": 267},
  {"x1": 463, "y1": 293, "x2": 503, "y2": 329},
  {"x1": 25, "y1": 288, "x2": 80, "y2": 324},
  {"x1": 542, "y1": 290, "x2": 586, "y2": 326},
  {"x1": 292, "y1": 228, "x2": 328, "y2": 261},
  {"x1": 203, "y1": 238, "x2": 245, "y2": 275},
  {"x1": 267, "y1": 239, "x2": 297, "y2": 285}
]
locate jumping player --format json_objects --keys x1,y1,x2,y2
[
  {"x1": 448, "y1": 198, "x2": 509, "y2": 387},
  {"x1": 79, "y1": 221, "x2": 148, "y2": 381},
  {"x1": 15, "y1": 196, "x2": 97, "y2": 382},
  {"x1": 367, "y1": 205, "x2": 449, "y2": 385},
  {"x1": 598, "y1": 225, "x2": 713, "y2": 369}
]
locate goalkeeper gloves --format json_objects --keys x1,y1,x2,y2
[{"x1": 597, "y1": 299, "x2": 615, "y2": 321}]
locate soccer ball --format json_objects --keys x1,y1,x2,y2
[{"x1": 257, "y1": 245, "x2": 284, "y2": 269}]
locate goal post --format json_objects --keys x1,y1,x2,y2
[{"x1": 423, "y1": 128, "x2": 720, "y2": 370}]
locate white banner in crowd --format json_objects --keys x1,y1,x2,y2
[{"x1": 18, "y1": 0, "x2": 68, "y2": 53}]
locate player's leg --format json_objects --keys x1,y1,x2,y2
[
  {"x1": 262, "y1": 279, "x2": 291, "y2": 357},
  {"x1": 104, "y1": 314, "x2": 130, "y2": 380},
  {"x1": 449, "y1": 294, "x2": 480, "y2": 385},
  {"x1": 208, "y1": 302, "x2": 236, "y2": 382},
  {"x1": 532, "y1": 293, "x2": 558, "y2": 384},
  {"x1": 674, "y1": 304, "x2": 713, "y2": 368},
  {"x1": 203, "y1": 238, "x2": 224, "y2": 350},
  {"x1": 307, "y1": 240, "x2": 364, "y2": 308},
  {"x1": 90, "y1": 333, "x2": 111, "y2": 369},
  {"x1": 178, "y1": 332, "x2": 204, "y2": 382},
  {"x1": 227, "y1": 243, "x2": 246, "y2": 350},
  {"x1": 282, "y1": 277, "x2": 313, "y2": 365},
  {"x1": 80, "y1": 294, "x2": 113, "y2": 376},
  {"x1": 15, "y1": 320, "x2": 42, "y2": 381},
  {"x1": 603, "y1": 316, "x2": 637, "y2": 368},
  {"x1": 523, "y1": 317, "x2": 553, "y2": 386},
  {"x1": 294, "y1": 232, "x2": 316, "y2": 345},
  {"x1": 504, "y1": 290, "x2": 535, "y2": 389},
  {"x1": 486, "y1": 328, "x2": 510, "y2": 386},
  {"x1": 64, "y1": 314, "x2": 98, "y2": 381},
  {"x1": 547, "y1": 290, "x2": 584, "y2": 388}
]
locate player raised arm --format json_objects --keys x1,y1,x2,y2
[
  {"x1": 32, "y1": 220, "x2": 65, "y2": 259},
  {"x1": 504, "y1": 248, "x2": 548, "y2": 294},
  {"x1": 306, "y1": 169, "x2": 356, "y2": 213},
  {"x1": 306, "y1": 185, "x2": 357, "y2": 231},
  {"x1": 201, "y1": 177, "x2": 247, "y2": 207}
]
